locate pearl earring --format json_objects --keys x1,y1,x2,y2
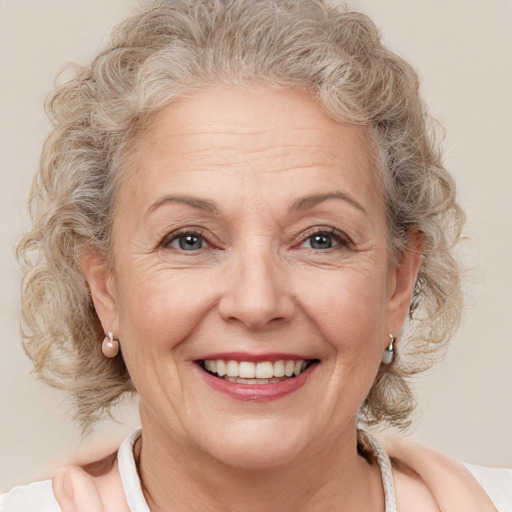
[
  {"x1": 382, "y1": 333, "x2": 395, "y2": 365},
  {"x1": 102, "y1": 331, "x2": 119, "y2": 358}
]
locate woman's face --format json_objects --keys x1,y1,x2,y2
[{"x1": 88, "y1": 86, "x2": 419, "y2": 469}]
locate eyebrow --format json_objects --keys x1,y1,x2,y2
[
  {"x1": 289, "y1": 191, "x2": 367, "y2": 215},
  {"x1": 145, "y1": 195, "x2": 220, "y2": 216},
  {"x1": 146, "y1": 190, "x2": 367, "y2": 218}
]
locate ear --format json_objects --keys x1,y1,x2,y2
[
  {"x1": 81, "y1": 246, "x2": 118, "y2": 335},
  {"x1": 386, "y1": 231, "x2": 424, "y2": 339}
]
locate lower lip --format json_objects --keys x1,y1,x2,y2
[{"x1": 196, "y1": 363, "x2": 317, "y2": 402}]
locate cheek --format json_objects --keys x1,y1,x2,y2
[
  {"x1": 296, "y1": 267, "x2": 389, "y2": 356},
  {"x1": 114, "y1": 267, "x2": 219, "y2": 364}
]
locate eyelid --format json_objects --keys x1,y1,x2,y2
[
  {"x1": 160, "y1": 226, "x2": 212, "y2": 249},
  {"x1": 157, "y1": 225, "x2": 352, "y2": 251},
  {"x1": 298, "y1": 226, "x2": 353, "y2": 249}
]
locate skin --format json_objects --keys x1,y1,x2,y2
[{"x1": 83, "y1": 86, "x2": 428, "y2": 511}]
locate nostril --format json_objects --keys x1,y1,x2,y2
[
  {"x1": 217, "y1": 256, "x2": 295, "y2": 329},
  {"x1": 218, "y1": 294, "x2": 295, "y2": 330}
]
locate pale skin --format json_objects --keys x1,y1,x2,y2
[{"x1": 83, "y1": 86, "x2": 437, "y2": 511}]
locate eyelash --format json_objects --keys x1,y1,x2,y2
[
  {"x1": 298, "y1": 227, "x2": 352, "y2": 251},
  {"x1": 160, "y1": 226, "x2": 352, "y2": 253},
  {"x1": 160, "y1": 227, "x2": 213, "y2": 251}
]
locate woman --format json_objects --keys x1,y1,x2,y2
[{"x1": 1, "y1": 0, "x2": 510, "y2": 510}]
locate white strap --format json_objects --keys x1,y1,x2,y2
[
  {"x1": 358, "y1": 429, "x2": 398, "y2": 512},
  {"x1": 118, "y1": 429, "x2": 150, "y2": 512}
]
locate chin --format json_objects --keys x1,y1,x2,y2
[{"x1": 190, "y1": 418, "x2": 311, "y2": 470}]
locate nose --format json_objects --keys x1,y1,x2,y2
[{"x1": 218, "y1": 244, "x2": 295, "y2": 331}]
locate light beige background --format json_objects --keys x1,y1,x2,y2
[{"x1": 1, "y1": 0, "x2": 511, "y2": 491}]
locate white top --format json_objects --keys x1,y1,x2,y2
[{"x1": 1, "y1": 430, "x2": 511, "y2": 511}]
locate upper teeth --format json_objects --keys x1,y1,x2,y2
[{"x1": 203, "y1": 359, "x2": 307, "y2": 379}]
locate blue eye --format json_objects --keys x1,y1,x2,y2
[
  {"x1": 301, "y1": 230, "x2": 348, "y2": 250},
  {"x1": 305, "y1": 233, "x2": 335, "y2": 250},
  {"x1": 167, "y1": 233, "x2": 206, "y2": 251}
]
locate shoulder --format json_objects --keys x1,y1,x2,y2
[
  {"x1": 0, "y1": 451, "x2": 130, "y2": 512},
  {"x1": 385, "y1": 438, "x2": 511, "y2": 512},
  {"x1": 1, "y1": 430, "x2": 141, "y2": 512},
  {"x1": 52, "y1": 451, "x2": 130, "y2": 512},
  {"x1": 0, "y1": 479, "x2": 60, "y2": 512},
  {"x1": 464, "y1": 463, "x2": 512, "y2": 511}
]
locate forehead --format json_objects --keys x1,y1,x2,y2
[{"x1": 122, "y1": 86, "x2": 384, "y2": 215}]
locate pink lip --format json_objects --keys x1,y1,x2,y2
[
  {"x1": 195, "y1": 361, "x2": 318, "y2": 402},
  {"x1": 197, "y1": 352, "x2": 311, "y2": 362}
]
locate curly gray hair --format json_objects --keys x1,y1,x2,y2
[{"x1": 17, "y1": 0, "x2": 464, "y2": 431}]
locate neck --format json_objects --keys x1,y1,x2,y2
[{"x1": 136, "y1": 416, "x2": 384, "y2": 512}]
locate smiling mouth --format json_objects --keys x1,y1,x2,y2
[{"x1": 198, "y1": 359, "x2": 318, "y2": 384}]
